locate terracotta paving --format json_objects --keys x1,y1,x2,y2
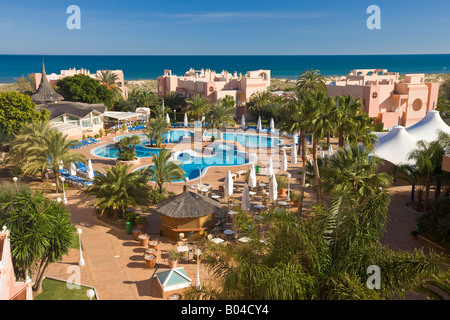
[{"x1": 39, "y1": 129, "x2": 440, "y2": 300}]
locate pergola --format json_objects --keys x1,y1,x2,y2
[
  {"x1": 103, "y1": 111, "x2": 142, "y2": 126},
  {"x1": 157, "y1": 190, "x2": 221, "y2": 241}
]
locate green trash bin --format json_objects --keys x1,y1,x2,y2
[
  {"x1": 256, "y1": 165, "x2": 260, "y2": 173},
  {"x1": 126, "y1": 221, "x2": 132, "y2": 234}
]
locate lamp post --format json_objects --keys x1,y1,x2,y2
[
  {"x1": 174, "y1": 109, "x2": 176, "y2": 123},
  {"x1": 60, "y1": 176, "x2": 67, "y2": 204},
  {"x1": 195, "y1": 248, "x2": 201, "y2": 289},
  {"x1": 77, "y1": 228, "x2": 85, "y2": 266},
  {"x1": 13, "y1": 177, "x2": 18, "y2": 190},
  {"x1": 86, "y1": 289, "x2": 95, "y2": 300},
  {"x1": 287, "y1": 173, "x2": 291, "y2": 199}
]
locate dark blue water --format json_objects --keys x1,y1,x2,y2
[{"x1": 0, "y1": 54, "x2": 449, "y2": 83}]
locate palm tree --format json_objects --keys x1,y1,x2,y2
[
  {"x1": 97, "y1": 70, "x2": 123, "y2": 102},
  {"x1": 296, "y1": 69, "x2": 327, "y2": 94},
  {"x1": 143, "y1": 116, "x2": 170, "y2": 148},
  {"x1": 320, "y1": 145, "x2": 392, "y2": 200},
  {"x1": 333, "y1": 95, "x2": 361, "y2": 147},
  {"x1": 184, "y1": 190, "x2": 449, "y2": 300},
  {"x1": 20, "y1": 129, "x2": 86, "y2": 192},
  {"x1": 10, "y1": 120, "x2": 55, "y2": 180},
  {"x1": 145, "y1": 147, "x2": 185, "y2": 193},
  {"x1": 186, "y1": 94, "x2": 211, "y2": 121},
  {"x1": 206, "y1": 100, "x2": 236, "y2": 137},
  {"x1": 278, "y1": 90, "x2": 315, "y2": 217},
  {"x1": 247, "y1": 90, "x2": 272, "y2": 117},
  {"x1": 83, "y1": 163, "x2": 151, "y2": 219},
  {"x1": 115, "y1": 135, "x2": 141, "y2": 161},
  {"x1": 408, "y1": 131, "x2": 450, "y2": 210},
  {"x1": 164, "y1": 91, "x2": 186, "y2": 111}
]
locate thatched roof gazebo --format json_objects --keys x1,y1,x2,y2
[
  {"x1": 31, "y1": 60, "x2": 64, "y2": 105},
  {"x1": 157, "y1": 190, "x2": 221, "y2": 241}
]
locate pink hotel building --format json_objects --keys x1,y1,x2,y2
[
  {"x1": 326, "y1": 69, "x2": 440, "y2": 128},
  {"x1": 157, "y1": 68, "x2": 271, "y2": 116}
]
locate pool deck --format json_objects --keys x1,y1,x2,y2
[{"x1": 36, "y1": 128, "x2": 441, "y2": 300}]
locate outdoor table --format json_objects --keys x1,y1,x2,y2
[
  {"x1": 200, "y1": 188, "x2": 209, "y2": 194},
  {"x1": 259, "y1": 183, "x2": 266, "y2": 188},
  {"x1": 211, "y1": 195, "x2": 221, "y2": 201},
  {"x1": 278, "y1": 201, "x2": 288, "y2": 207},
  {"x1": 228, "y1": 210, "x2": 238, "y2": 216},
  {"x1": 224, "y1": 229, "x2": 234, "y2": 241},
  {"x1": 249, "y1": 191, "x2": 256, "y2": 196}
]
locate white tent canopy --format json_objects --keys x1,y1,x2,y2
[
  {"x1": 406, "y1": 110, "x2": 450, "y2": 142},
  {"x1": 248, "y1": 164, "x2": 257, "y2": 189},
  {"x1": 241, "y1": 114, "x2": 245, "y2": 127},
  {"x1": 257, "y1": 116, "x2": 262, "y2": 131},
  {"x1": 291, "y1": 143, "x2": 298, "y2": 164},
  {"x1": 224, "y1": 170, "x2": 234, "y2": 197},
  {"x1": 268, "y1": 174, "x2": 278, "y2": 202},
  {"x1": 372, "y1": 125, "x2": 418, "y2": 165}
]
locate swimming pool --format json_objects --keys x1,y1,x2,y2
[
  {"x1": 134, "y1": 146, "x2": 256, "y2": 181},
  {"x1": 114, "y1": 130, "x2": 193, "y2": 145},
  {"x1": 204, "y1": 131, "x2": 283, "y2": 148}
]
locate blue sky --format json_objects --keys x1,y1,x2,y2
[{"x1": 0, "y1": 0, "x2": 449, "y2": 55}]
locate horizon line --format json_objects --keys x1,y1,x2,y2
[{"x1": 1, "y1": 53, "x2": 450, "y2": 57}]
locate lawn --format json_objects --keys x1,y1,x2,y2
[{"x1": 34, "y1": 278, "x2": 97, "y2": 300}]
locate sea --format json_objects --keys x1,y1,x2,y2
[{"x1": 0, "y1": 54, "x2": 449, "y2": 83}]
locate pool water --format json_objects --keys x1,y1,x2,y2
[
  {"x1": 114, "y1": 130, "x2": 192, "y2": 145},
  {"x1": 204, "y1": 132, "x2": 283, "y2": 148}
]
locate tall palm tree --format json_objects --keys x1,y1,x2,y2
[
  {"x1": 333, "y1": 95, "x2": 361, "y2": 147},
  {"x1": 164, "y1": 91, "x2": 186, "y2": 111},
  {"x1": 296, "y1": 69, "x2": 327, "y2": 94},
  {"x1": 247, "y1": 90, "x2": 272, "y2": 117},
  {"x1": 143, "y1": 116, "x2": 170, "y2": 148},
  {"x1": 83, "y1": 163, "x2": 151, "y2": 219},
  {"x1": 145, "y1": 147, "x2": 185, "y2": 193},
  {"x1": 206, "y1": 100, "x2": 236, "y2": 137},
  {"x1": 408, "y1": 131, "x2": 450, "y2": 210},
  {"x1": 278, "y1": 90, "x2": 315, "y2": 217},
  {"x1": 186, "y1": 94, "x2": 211, "y2": 121},
  {"x1": 97, "y1": 70, "x2": 123, "y2": 102},
  {"x1": 19, "y1": 128, "x2": 85, "y2": 192},
  {"x1": 10, "y1": 120, "x2": 55, "y2": 180}
]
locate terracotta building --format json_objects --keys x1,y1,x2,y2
[
  {"x1": 0, "y1": 226, "x2": 33, "y2": 300},
  {"x1": 326, "y1": 69, "x2": 440, "y2": 129},
  {"x1": 157, "y1": 68, "x2": 271, "y2": 116}
]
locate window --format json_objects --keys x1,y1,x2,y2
[
  {"x1": 372, "y1": 92, "x2": 378, "y2": 99},
  {"x1": 412, "y1": 99, "x2": 422, "y2": 112},
  {"x1": 209, "y1": 86, "x2": 214, "y2": 92},
  {"x1": 82, "y1": 118, "x2": 91, "y2": 128}
]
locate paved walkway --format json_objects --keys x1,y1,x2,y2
[{"x1": 38, "y1": 131, "x2": 443, "y2": 300}]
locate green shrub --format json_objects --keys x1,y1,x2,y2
[
  {"x1": 417, "y1": 198, "x2": 450, "y2": 252},
  {"x1": 276, "y1": 175, "x2": 288, "y2": 189}
]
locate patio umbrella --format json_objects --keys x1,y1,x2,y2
[
  {"x1": 248, "y1": 164, "x2": 257, "y2": 189},
  {"x1": 257, "y1": 116, "x2": 262, "y2": 131},
  {"x1": 241, "y1": 114, "x2": 245, "y2": 127},
  {"x1": 293, "y1": 132, "x2": 298, "y2": 145},
  {"x1": 70, "y1": 162, "x2": 77, "y2": 176},
  {"x1": 241, "y1": 183, "x2": 251, "y2": 211},
  {"x1": 266, "y1": 156, "x2": 273, "y2": 177},
  {"x1": 166, "y1": 113, "x2": 170, "y2": 124},
  {"x1": 224, "y1": 170, "x2": 234, "y2": 199},
  {"x1": 184, "y1": 113, "x2": 188, "y2": 127},
  {"x1": 281, "y1": 149, "x2": 288, "y2": 173},
  {"x1": 87, "y1": 159, "x2": 94, "y2": 179},
  {"x1": 268, "y1": 174, "x2": 278, "y2": 202},
  {"x1": 270, "y1": 118, "x2": 275, "y2": 131},
  {"x1": 328, "y1": 144, "x2": 333, "y2": 157},
  {"x1": 291, "y1": 143, "x2": 298, "y2": 165}
]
